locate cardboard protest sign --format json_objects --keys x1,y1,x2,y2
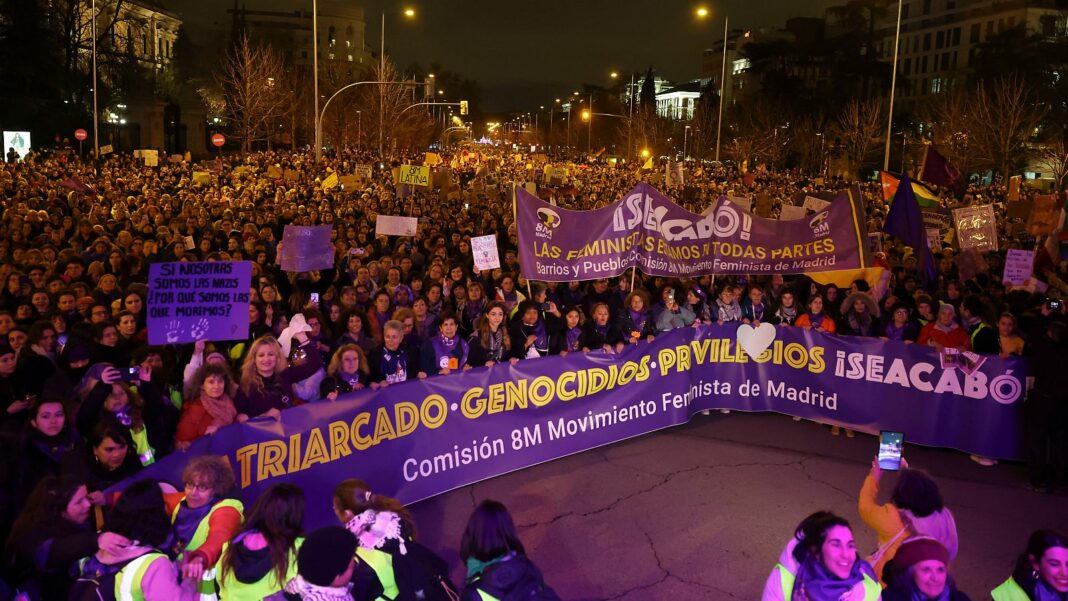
[
  {"x1": 803, "y1": 196, "x2": 832, "y2": 213},
  {"x1": 192, "y1": 171, "x2": 211, "y2": 185},
  {"x1": 727, "y1": 196, "x2": 752, "y2": 213},
  {"x1": 424, "y1": 152, "x2": 443, "y2": 166},
  {"x1": 147, "y1": 261, "x2": 251, "y2": 345},
  {"x1": 953, "y1": 205, "x2": 998, "y2": 253},
  {"x1": 339, "y1": 175, "x2": 360, "y2": 189},
  {"x1": 354, "y1": 164, "x2": 373, "y2": 180},
  {"x1": 321, "y1": 172, "x2": 339, "y2": 191},
  {"x1": 266, "y1": 165, "x2": 283, "y2": 179},
  {"x1": 471, "y1": 234, "x2": 501, "y2": 272},
  {"x1": 779, "y1": 205, "x2": 807, "y2": 221},
  {"x1": 1007, "y1": 201, "x2": 1032, "y2": 221},
  {"x1": 279, "y1": 225, "x2": 335, "y2": 272},
  {"x1": 927, "y1": 229, "x2": 942, "y2": 251},
  {"x1": 1003, "y1": 249, "x2": 1035, "y2": 286},
  {"x1": 394, "y1": 165, "x2": 430, "y2": 187},
  {"x1": 1027, "y1": 195, "x2": 1060, "y2": 235},
  {"x1": 375, "y1": 215, "x2": 418, "y2": 237},
  {"x1": 1008, "y1": 176, "x2": 1022, "y2": 201},
  {"x1": 99, "y1": 144, "x2": 113, "y2": 155},
  {"x1": 284, "y1": 169, "x2": 299, "y2": 182},
  {"x1": 142, "y1": 149, "x2": 158, "y2": 167}
]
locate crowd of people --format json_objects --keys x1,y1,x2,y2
[{"x1": 0, "y1": 142, "x2": 1065, "y2": 599}]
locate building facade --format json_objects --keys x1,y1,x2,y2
[
  {"x1": 874, "y1": 0, "x2": 1068, "y2": 102},
  {"x1": 230, "y1": 5, "x2": 372, "y2": 68}
]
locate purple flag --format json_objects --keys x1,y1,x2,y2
[
  {"x1": 884, "y1": 173, "x2": 936, "y2": 282},
  {"x1": 919, "y1": 145, "x2": 965, "y2": 196},
  {"x1": 58, "y1": 176, "x2": 96, "y2": 196}
]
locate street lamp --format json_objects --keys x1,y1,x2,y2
[
  {"x1": 683, "y1": 125, "x2": 691, "y2": 161},
  {"x1": 695, "y1": 6, "x2": 709, "y2": 18},
  {"x1": 378, "y1": 7, "x2": 416, "y2": 158}
]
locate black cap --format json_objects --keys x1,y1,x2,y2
[{"x1": 298, "y1": 526, "x2": 358, "y2": 587}]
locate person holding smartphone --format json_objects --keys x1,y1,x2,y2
[
  {"x1": 858, "y1": 455, "x2": 959, "y2": 582},
  {"x1": 655, "y1": 287, "x2": 696, "y2": 332}
]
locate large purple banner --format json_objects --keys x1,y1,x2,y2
[
  {"x1": 516, "y1": 183, "x2": 871, "y2": 280},
  {"x1": 118, "y1": 325, "x2": 1025, "y2": 529}
]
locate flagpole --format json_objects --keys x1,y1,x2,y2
[
  {"x1": 91, "y1": 0, "x2": 99, "y2": 162},
  {"x1": 883, "y1": 0, "x2": 903, "y2": 172}
]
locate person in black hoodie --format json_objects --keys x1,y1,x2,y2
[
  {"x1": 6, "y1": 398, "x2": 77, "y2": 518},
  {"x1": 2, "y1": 475, "x2": 131, "y2": 601},
  {"x1": 460, "y1": 500, "x2": 559, "y2": 601},
  {"x1": 510, "y1": 300, "x2": 563, "y2": 360},
  {"x1": 218, "y1": 483, "x2": 305, "y2": 599}
]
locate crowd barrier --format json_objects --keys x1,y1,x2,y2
[{"x1": 115, "y1": 324, "x2": 1028, "y2": 529}]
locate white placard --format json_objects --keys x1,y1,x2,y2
[
  {"x1": 3, "y1": 131, "x2": 31, "y2": 159},
  {"x1": 927, "y1": 228, "x2": 942, "y2": 251},
  {"x1": 1002, "y1": 249, "x2": 1035, "y2": 286},
  {"x1": 779, "y1": 205, "x2": 808, "y2": 221},
  {"x1": 471, "y1": 234, "x2": 501, "y2": 272},
  {"x1": 802, "y1": 196, "x2": 831, "y2": 212},
  {"x1": 375, "y1": 215, "x2": 418, "y2": 237},
  {"x1": 727, "y1": 196, "x2": 752, "y2": 213},
  {"x1": 99, "y1": 144, "x2": 113, "y2": 155},
  {"x1": 142, "y1": 149, "x2": 158, "y2": 167}
]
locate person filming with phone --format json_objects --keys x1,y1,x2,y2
[
  {"x1": 655, "y1": 286, "x2": 696, "y2": 332},
  {"x1": 858, "y1": 436, "x2": 959, "y2": 582}
]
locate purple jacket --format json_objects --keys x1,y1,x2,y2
[{"x1": 234, "y1": 341, "x2": 322, "y2": 418}]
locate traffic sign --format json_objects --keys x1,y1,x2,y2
[
  {"x1": 74, "y1": 129, "x2": 88, "y2": 141},
  {"x1": 211, "y1": 133, "x2": 226, "y2": 147}
]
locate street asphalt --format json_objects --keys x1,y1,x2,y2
[{"x1": 409, "y1": 411, "x2": 1068, "y2": 600}]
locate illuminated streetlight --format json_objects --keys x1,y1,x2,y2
[
  {"x1": 641, "y1": 149, "x2": 650, "y2": 158},
  {"x1": 695, "y1": 6, "x2": 709, "y2": 18},
  {"x1": 428, "y1": 73, "x2": 435, "y2": 78},
  {"x1": 581, "y1": 110, "x2": 590, "y2": 121},
  {"x1": 404, "y1": 8, "x2": 415, "y2": 17},
  {"x1": 610, "y1": 71, "x2": 618, "y2": 79}
]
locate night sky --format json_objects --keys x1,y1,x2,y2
[{"x1": 173, "y1": 0, "x2": 840, "y2": 111}]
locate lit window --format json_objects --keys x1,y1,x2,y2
[{"x1": 732, "y1": 58, "x2": 750, "y2": 75}]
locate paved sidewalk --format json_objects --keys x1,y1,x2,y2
[{"x1": 411, "y1": 412, "x2": 1068, "y2": 600}]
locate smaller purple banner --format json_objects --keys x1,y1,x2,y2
[
  {"x1": 280, "y1": 225, "x2": 335, "y2": 272},
  {"x1": 147, "y1": 261, "x2": 252, "y2": 345}
]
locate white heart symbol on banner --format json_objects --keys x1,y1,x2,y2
[{"x1": 736, "y1": 322, "x2": 777, "y2": 359}]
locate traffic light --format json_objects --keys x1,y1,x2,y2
[{"x1": 460, "y1": 100, "x2": 469, "y2": 116}]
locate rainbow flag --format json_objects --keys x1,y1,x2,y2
[{"x1": 881, "y1": 171, "x2": 941, "y2": 209}]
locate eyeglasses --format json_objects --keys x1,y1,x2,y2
[{"x1": 184, "y1": 482, "x2": 213, "y2": 492}]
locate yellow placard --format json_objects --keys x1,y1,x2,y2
[{"x1": 395, "y1": 165, "x2": 430, "y2": 187}]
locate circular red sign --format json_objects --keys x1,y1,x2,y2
[
  {"x1": 211, "y1": 133, "x2": 226, "y2": 147},
  {"x1": 74, "y1": 129, "x2": 87, "y2": 141}
]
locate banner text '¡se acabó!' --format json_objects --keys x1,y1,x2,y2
[{"x1": 656, "y1": 337, "x2": 826, "y2": 376}]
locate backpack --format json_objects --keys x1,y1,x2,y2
[
  {"x1": 478, "y1": 556, "x2": 561, "y2": 601},
  {"x1": 69, "y1": 551, "x2": 164, "y2": 601},
  {"x1": 358, "y1": 540, "x2": 458, "y2": 601}
]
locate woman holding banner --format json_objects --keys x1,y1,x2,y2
[
  {"x1": 419, "y1": 312, "x2": 469, "y2": 377},
  {"x1": 615, "y1": 291, "x2": 657, "y2": 347},
  {"x1": 512, "y1": 300, "x2": 562, "y2": 359},
  {"x1": 582, "y1": 303, "x2": 620, "y2": 352},
  {"x1": 234, "y1": 331, "x2": 320, "y2": 421},
  {"x1": 795, "y1": 295, "x2": 836, "y2": 334},
  {"x1": 468, "y1": 302, "x2": 515, "y2": 367}
]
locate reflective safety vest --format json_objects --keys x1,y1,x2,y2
[
  {"x1": 991, "y1": 577, "x2": 1031, "y2": 601},
  {"x1": 171, "y1": 498, "x2": 244, "y2": 601},
  {"x1": 970, "y1": 322, "x2": 992, "y2": 346},
  {"x1": 216, "y1": 537, "x2": 303, "y2": 601},
  {"x1": 114, "y1": 552, "x2": 169, "y2": 601},
  {"x1": 775, "y1": 563, "x2": 882, "y2": 601},
  {"x1": 476, "y1": 590, "x2": 500, "y2": 601},
  {"x1": 355, "y1": 547, "x2": 399, "y2": 601},
  {"x1": 130, "y1": 427, "x2": 155, "y2": 466}
]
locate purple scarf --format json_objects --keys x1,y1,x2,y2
[
  {"x1": 521, "y1": 320, "x2": 548, "y2": 352},
  {"x1": 566, "y1": 326, "x2": 582, "y2": 351},
  {"x1": 628, "y1": 309, "x2": 649, "y2": 332},
  {"x1": 430, "y1": 335, "x2": 468, "y2": 369},
  {"x1": 380, "y1": 347, "x2": 408, "y2": 384}
]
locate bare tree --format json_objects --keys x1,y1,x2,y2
[
  {"x1": 1038, "y1": 137, "x2": 1068, "y2": 193},
  {"x1": 969, "y1": 75, "x2": 1047, "y2": 182},
  {"x1": 834, "y1": 98, "x2": 882, "y2": 179},
  {"x1": 216, "y1": 36, "x2": 287, "y2": 154},
  {"x1": 790, "y1": 114, "x2": 830, "y2": 175},
  {"x1": 922, "y1": 89, "x2": 981, "y2": 175}
]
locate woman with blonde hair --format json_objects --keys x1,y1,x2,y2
[
  {"x1": 319, "y1": 344, "x2": 369, "y2": 401},
  {"x1": 234, "y1": 332, "x2": 321, "y2": 421}
]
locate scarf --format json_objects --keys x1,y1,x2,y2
[
  {"x1": 199, "y1": 392, "x2": 237, "y2": 427},
  {"x1": 430, "y1": 334, "x2": 466, "y2": 368},
  {"x1": 428, "y1": 299, "x2": 443, "y2": 317},
  {"x1": 283, "y1": 575, "x2": 354, "y2": 601},
  {"x1": 380, "y1": 347, "x2": 408, "y2": 382},
  {"x1": 910, "y1": 586, "x2": 950, "y2": 601},
  {"x1": 808, "y1": 312, "x2": 827, "y2": 329},
  {"x1": 339, "y1": 370, "x2": 362, "y2": 388},
  {"x1": 628, "y1": 309, "x2": 648, "y2": 332},
  {"x1": 793, "y1": 555, "x2": 871, "y2": 601},
  {"x1": 466, "y1": 552, "x2": 510, "y2": 580},
  {"x1": 776, "y1": 304, "x2": 798, "y2": 324},
  {"x1": 1033, "y1": 578, "x2": 1068, "y2": 601},
  {"x1": 751, "y1": 302, "x2": 765, "y2": 321},
  {"x1": 847, "y1": 311, "x2": 873, "y2": 335},
  {"x1": 933, "y1": 321, "x2": 960, "y2": 334},
  {"x1": 374, "y1": 310, "x2": 392, "y2": 327},
  {"x1": 345, "y1": 510, "x2": 407, "y2": 555},
  {"x1": 31, "y1": 428, "x2": 75, "y2": 464},
  {"x1": 486, "y1": 328, "x2": 505, "y2": 361},
  {"x1": 522, "y1": 319, "x2": 548, "y2": 352},
  {"x1": 466, "y1": 299, "x2": 486, "y2": 322},
  {"x1": 566, "y1": 326, "x2": 582, "y2": 351},
  {"x1": 717, "y1": 299, "x2": 741, "y2": 322}
]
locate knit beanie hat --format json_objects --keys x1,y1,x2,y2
[
  {"x1": 893, "y1": 537, "x2": 949, "y2": 571},
  {"x1": 298, "y1": 526, "x2": 358, "y2": 587}
]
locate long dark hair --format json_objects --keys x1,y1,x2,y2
[
  {"x1": 1015, "y1": 529, "x2": 1068, "y2": 586},
  {"x1": 220, "y1": 483, "x2": 305, "y2": 587},
  {"x1": 333, "y1": 478, "x2": 416, "y2": 539},
  {"x1": 792, "y1": 511, "x2": 852, "y2": 564},
  {"x1": 105, "y1": 479, "x2": 171, "y2": 548},
  {"x1": 3, "y1": 476, "x2": 86, "y2": 560},
  {"x1": 890, "y1": 470, "x2": 944, "y2": 517},
  {"x1": 459, "y1": 500, "x2": 526, "y2": 563}
]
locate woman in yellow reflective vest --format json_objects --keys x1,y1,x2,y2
[
  {"x1": 217, "y1": 483, "x2": 305, "y2": 600},
  {"x1": 991, "y1": 529, "x2": 1068, "y2": 601},
  {"x1": 163, "y1": 455, "x2": 243, "y2": 601},
  {"x1": 762, "y1": 511, "x2": 881, "y2": 601}
]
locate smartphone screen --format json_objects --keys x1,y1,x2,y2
[
  {"x1": 122, "y1": 367, "x2": 141, "y2": 382},
  {"x1": 878, "y1": 431, "x2": 905, "y2": 471},
  {"x1": 310, "y1": 293, "x2": 320, "y2": 305}
]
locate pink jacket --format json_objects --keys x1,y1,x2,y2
[{"x1": 93, "y1": 545, "x2": 200, "y2": 601}]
